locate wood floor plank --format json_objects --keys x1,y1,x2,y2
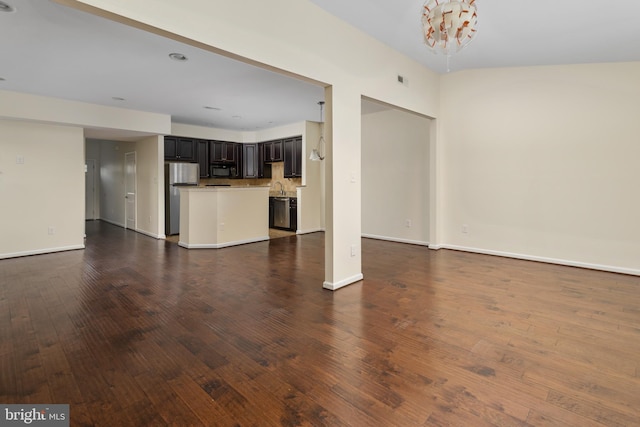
[{"x1": 1, "y1": 221, "x2": 639, "y2": 426}]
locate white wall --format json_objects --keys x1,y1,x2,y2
[
  {"x1": 0, "y1": 89, "x2": 170, "y2": 135},
  {"x1": 171, "y1": 123, "x2": 242, "y2": 142},
  {"x1": 362, "y1": 107, "x2": 431, "y2": 246},
  {"x1": 298, "y1": 121, "x2": 323, "y2": 233},
  {"x1": 85, "y1": 139, "x2": 101, "y2": 218},
  {"x1": 0, "y1": 119, "x2": 85, "y2": 258},
  {"x1": 439, "y1": 62, "x2": 640, "y2": 275},
  {"x1": 172, "y1": 122, "x2": 307, "y2": 144}
]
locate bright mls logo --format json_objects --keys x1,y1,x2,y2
[{"x1": 1, "y1": 405, "x2": 69, "y2": 426}]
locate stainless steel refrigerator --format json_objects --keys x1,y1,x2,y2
[{"x1": 165, "y1": 162, "x2": 199, "y2": 235}]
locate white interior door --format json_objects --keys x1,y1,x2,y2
[
  {"x1": 85, "y1": 159, "x2": 97, "y2": 220},
  {"x1": 125, "y1": 152, "x2": 136, "y2": 230}
]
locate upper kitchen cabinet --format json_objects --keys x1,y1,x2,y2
[
  {"x1": 233, "y1": 143, "x2": 243, "y2": 178},
  {"x1": 210, "y1": 140, "x2": 237, "y2": 163},
  {"x1": 164, "y1": 137, "x2": 196, "y2": 161},
  {"x1": 242, "y1": 143, "x2": 259, "y2": 179},
  {"x1": 283, "y1": 136, "x2": 303, "y2": 178},
  {"x1": 242, "y1": 143, "x2": 271, "y2": 179},
  {"x1": 197, "y1": 140, "x2": 209, "y2": 178},
  {"x1": 263, "y1": 139, "x2": 283, "y2": 163}
]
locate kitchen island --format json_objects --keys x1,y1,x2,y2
[{"x1": 178, "y1": 186, "x2": 269, "y2": 248}]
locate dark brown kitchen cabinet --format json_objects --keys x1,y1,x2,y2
[
  {"x1": 233, "y1": 143, "x2": 243, "y2": 178},
  {"x1": 289, "y1": 197, "x2": 297, "y2": 232},
  {"x1": 209, "y1": 140, "x2": 237, "y2": 163},
  {"x1": 197, "y1": 140, "x2": 209, "y2": 178},
  {"x1": 283, "y1": 136, "x2": 302, "y2": 178},
  {"x1": 268, "y1": 197, "x2": 275, "y2": 228},
  {"x1": 164, "y1": 137, "x2": 196, "y2": 161},
  {"x1": 263, "y1": 139, "x2": 283, "y2": 162},
  {"x1": 242, "y1": 143, "x2": 259, "y2": 178}
]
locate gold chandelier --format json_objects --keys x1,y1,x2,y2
[{"x1": 422, "y1": 0, "x2": 478, "y2": 55}]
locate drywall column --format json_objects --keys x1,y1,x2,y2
[
  {"x1": 428, "y1": 118, "x2": 443, "y2": 249},
  {"x1": 323, "y1": 86, "x2": 364, "y2": 290},
  {"x1": 134, "y1": 135, "x2": 165, "y2": 239}
]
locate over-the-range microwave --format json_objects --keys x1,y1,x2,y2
[{"x1": 210, "y1": 164, "x2": 236, "y2": 178}]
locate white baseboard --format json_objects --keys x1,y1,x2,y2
[
  {"x1": 323, "y1": 273, "x2": 364, "y2": 291},
  {"x1": 135, "y1": 228, "x2": 165, "y2": 240},
  {"x1": 178, "y1": 236, "x2": 270, "y2": 249},
  {"x1": 442, "y1": 244, "x2": 640, "y2": 277},
  {"x1": 100, "y1": 218, "x2": 125, "y2": 228},
  {"x1": 361, "y1": 234, "x2": 429, "y2": 247},
  {"x1": 0, "y1": 244, "x2": 85, "y2": 260},
  {"x1": 297, "y1": 228, "x2": 324, "y2": 235}
]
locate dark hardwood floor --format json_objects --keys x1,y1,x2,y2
[{"x1": 1, "y1": 221, "x2": 639, "y2": 426}]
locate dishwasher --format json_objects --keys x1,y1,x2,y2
[{"x1": 272, "y1": 197, "x2": 290, "y2": 229}]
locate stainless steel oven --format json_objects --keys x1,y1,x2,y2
[{"x1": 272, "y1": 197, "x2": 290, "y2": 229}]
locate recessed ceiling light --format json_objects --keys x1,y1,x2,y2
[
  {"x1": 204, "y1": 106, "x2": 221, "y2": 111},
  {"x1": 169, "y1": 53, "x2": 188, "y2": 61},
  {"x1": 232, "y1": 115, "x2": 241, "y2": 119},
  {"x1": 112, "y1": 97, "x2": 126, "y2": 101},
  {"x1": 0, "y1": 1, "x2": 15, "y2": 12}
]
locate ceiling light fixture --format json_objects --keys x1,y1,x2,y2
[
  {"x1": 0, "y1": 1, "x2": 15, "y2": 12},
  {"x1": 169, "y1": 52, "x2": 188, "y2": 61},
  {"x1": 309, "y1": 101, "x2": 325, "y2": 162},
  {"x1": 421, "y1": 0, "x2": 477, "y2": 55}
]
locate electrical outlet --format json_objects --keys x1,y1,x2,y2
[
  {"x1": 16, "y1": 155, "x2": 25, "y2": 164},
  {"x1": 350, "y1": 244, "x2": 356, "y2": 257},
  {"x1": 462, "y1": 224, "x2": 469, "y2": 234},
  {"x1": 220, "y1": 223, "x2": 225, "y2": 231},
  {"x1": 48, "y1": 226, "x2": 55, "y2": 235},
  {"x1": 405, "y1": 219, "x2": 412, "y2": 228}
]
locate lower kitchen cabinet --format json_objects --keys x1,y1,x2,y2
[
  {"x1": 289, "y1": 197, "x2": 297, "y2": 232},
  {"x1": 268, "y1": 197, "x2": 275, "y2": 228}
]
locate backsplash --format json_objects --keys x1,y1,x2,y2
[
  {"x1": 200, "y1": 162, "x2": 301, "y2": 197},
  {"x1": 268, "y1": 162, "x2": 300, "y2": 197}
]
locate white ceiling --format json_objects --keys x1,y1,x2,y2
[
  {"x1": 1, "y1": 0, "x2": 639, "y2": 139},
  {"x1": 309, "y1": 0, "x2": 640, "y2": 74}
]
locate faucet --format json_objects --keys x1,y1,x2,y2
[{"x1": 276, "y1": 181, "x2": 285, "y2": 196}]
